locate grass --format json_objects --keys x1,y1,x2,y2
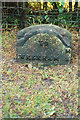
[{"x1": 1, "y1": 28, "x2": 79, "y2": 118}]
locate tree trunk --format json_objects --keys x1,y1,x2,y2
[
  {"x1": 74, "y1": 2, "x2": 78, "y2": 11},
  {"x1": 53, "y1": 2, "x2": 58, "y2": 10},
  {"x1": 74, "y1": 2, "x2": 79, "y2": 32},
  {"x1": 52, "y1": 2, "x2": 59, "y2": 24},
  {"x1": 43, "y1": 2, "x2": 47, "y2": 10},
  {"x1": 69, "y1": 1, "x2": 72, "y2": 12},
  {"x1": 72, "y1": 2, "x2": 78, "y2": 21}
]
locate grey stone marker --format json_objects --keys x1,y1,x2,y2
[{"x1": 17, "y1": 24, "x2": 72, "y2": 65}]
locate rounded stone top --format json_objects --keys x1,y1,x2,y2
[{"x1": 17, "y1": 24, "x2": 72, "y2": 48}]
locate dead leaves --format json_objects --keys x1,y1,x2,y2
[{"x1": 1, "y1": 30, "x2": 78, "y2": 118}]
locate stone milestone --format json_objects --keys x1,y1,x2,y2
[{"x1": 17, "y1": 24, "x2": 72, "y2": 65}]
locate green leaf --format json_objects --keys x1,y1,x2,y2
[
  {"x1": 59, "y1": 7, "x2": 63, "y2": 13},
  {"x1": 45, "y1": 15, "x2": 48, "y2": 19},
  {"x1": 46, "y1": 17, "x2": 49, "y2": 22},
  {"x1": 61, "y1": 2, "x2": 65, "y2": 6},
  {"x1": 56, "y1": 2, "x2": 60, "y2": 8}
]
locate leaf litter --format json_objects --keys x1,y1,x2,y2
[{"x1": 1, "y1": 29, "x2": 79, "y2": 118}]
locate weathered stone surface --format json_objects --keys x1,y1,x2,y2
[
  {"x1": 17, "y1": 24, "x2": 72, "y2": 48},
  {"x1": 17, "y1": 24, "x2": 72, "y2": 65}
]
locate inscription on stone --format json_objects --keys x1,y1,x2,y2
[{"x1": 17, "y1": 24, "x2": 72, "y2": 65}]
